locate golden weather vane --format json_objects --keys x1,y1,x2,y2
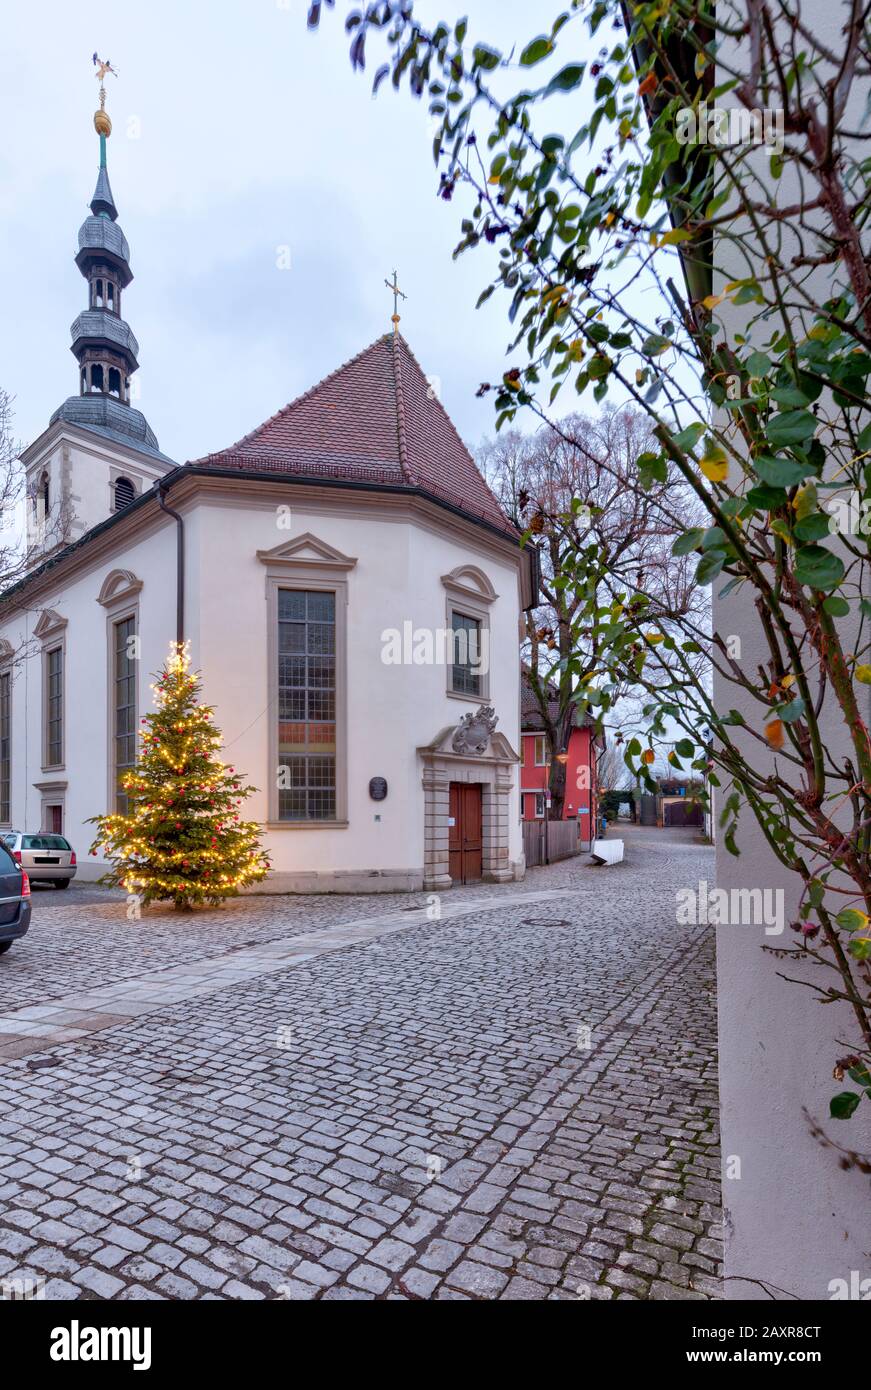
[
  {"x1": 92, "y1": 52, "x2": 119, "y2": 132},
  {"x1": 384, "y1": 269, "x2": 407, "y2": 335}
]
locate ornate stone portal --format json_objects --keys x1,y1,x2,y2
[{"x1": 418, "y1": 704, "x2": 521, "y2": 891}]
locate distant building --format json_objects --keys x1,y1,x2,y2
[{"x1": 519, "y1": 669, "x2": 601, "y2": 846}]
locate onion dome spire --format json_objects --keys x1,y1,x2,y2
[{"x1": 48, "y1": 56, "x2": 162, "y2": 457}]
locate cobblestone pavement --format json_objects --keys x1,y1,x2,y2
[{"x1": 0, "y1": 826, "x2": 722, "y2": 1300}]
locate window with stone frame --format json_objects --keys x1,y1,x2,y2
[
  {"x1": 450, "y1": 610, "x2": 483, "y2": 697},
  {"x1": 277, "y1": 589, "x2": 336, "y2": 821},
  {"x1": 113, "y1": 615, "x2": 137, "y2": 813},
  {"x1": 45, "y1": 646, "x2": 63, "y2": 768}
]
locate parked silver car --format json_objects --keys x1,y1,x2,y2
[{"x1": 1, "y1": 832, "x2": 78, "y2": 888}]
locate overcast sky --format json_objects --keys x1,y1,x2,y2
[{"x1": 0, "y1": 1, "x2": 606, "y2": 465}]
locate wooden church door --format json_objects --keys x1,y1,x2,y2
[{"x1": 448, "y1": 783, "x2": 483, "y2": 884}]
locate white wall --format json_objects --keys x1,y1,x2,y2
[
  {"x1": 1, "y1": 491, "x2": 523, "y2": 888},
  {"x1": 192, "y1": 498, "x2": 523, "y2": 881},
  {"x1": 0, "y1": 516, "x2": 180, "y2": 860},
  {"x1": 715, "y1": 1, "x2": 871, "y2": 1299}
]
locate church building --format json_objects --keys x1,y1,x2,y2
[{"x1": 0, "y1": 89, "x2": 535, "y2": 892}]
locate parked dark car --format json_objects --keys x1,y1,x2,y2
[{"x1": 0, "y1": 837, "x2": 31, "y2": 955}]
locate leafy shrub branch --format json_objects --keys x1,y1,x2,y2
[{"x1": 310, "y1": 0, "x2": 871, "y2": 1120}]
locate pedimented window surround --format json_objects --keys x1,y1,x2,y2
[
  {"x1": 258, "y1": 533, "x2": 357, "y2": 828},
  {"x1": 441, "y1": 564, "x2": 496, "y2": 704},
  {"x1": 96, "y1": 568, "x2": 143, "y2": 611},
  {"x1": 33, "y1": 607, "x2": 67, "y2": 645},
  {"x1": 257, "y1": 531, "x2": 358, "y2": 577},
  {"x1": 441, "y1": 564, "x2": 499, "y2": 607}
]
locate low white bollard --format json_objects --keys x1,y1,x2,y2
[{"x1": 590, "y1": 838, "x2": 624, "y2": 866}]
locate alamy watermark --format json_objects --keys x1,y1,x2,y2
[
  {"x1": 381, "y1": 621, "x2": 490, "y2": 673},
  {"x1": 676, "y1": 879, "x2": 784, "y2": 934},
  {"x1": 676, "y1": 102, "x2": 784, "y2": 155}
]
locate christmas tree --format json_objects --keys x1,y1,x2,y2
[{"x1": 89, "y1": 642, "x2": 270, "y2": 909}]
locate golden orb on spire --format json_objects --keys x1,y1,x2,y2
[{"x1": 91, "y1": 54, "x2": 118, "y2": 138}]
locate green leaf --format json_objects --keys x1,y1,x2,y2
[
  {"x1": 546, "y1": 63, "x2": 585, "y2": 93},
  {"x1": 779, "y1": 695, "x2": 805, "y2": 723},
  {"x1": 520, "y1": 36, "x2": 552, "y2": 65},
  {"x1": 642, "y1": 333, "x2": 671, "y2": 356},
  {"x1": 835, "y1": 908, "x2": 869, "y2": 933},
  {"x1": 794, "y1": 513, "x2": 832, "y2": 542},
  {"x1": 745, "y1": 484, "x2": 788, "y2": 510},
  {"x1": 672, "y1": 423, "x2": 705, "y2": 452},
  {"x1": 849, "y1": 937, "x2": 871, "y2": 961},
  {"x1": 766, "y1": 410, "x2": 817, "y2": 447},
  {"x1": 754, "y1": 454, "x2": 815, "y2": 488},
  {"x1": 770, "y1": 386, "x2": 810, "y2": 407},
  {"x1": 696, "y1": 550, "x2": 727, "y2": 585},
  {"x1": 745, "y1": 351, "x2": 771, "y2": 377},
  {"x1": 793, "y1": 545, "x2": 845, "y2": 591},
  {"x1": 822, "y1": 596, "x2": 849, "y2": 616},
  {"x1": 671, "y1": 528, "x2": 705, "y2": 556},
  {"x1": 830, "y1": 1091, "x2": 861, "y2": 1120},
  {"x1": 473, "y1": 44, "x2": 501, "y2": 70}
]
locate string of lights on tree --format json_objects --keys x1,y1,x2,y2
[{"x1": 88, "y1": 642, "x2": 270, "y2": 909}]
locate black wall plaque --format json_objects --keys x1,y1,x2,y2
[{"x1": 369, "y1": 777, "x2": 388, "y2": 801}]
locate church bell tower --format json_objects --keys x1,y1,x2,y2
[
  {"x1": 70, "y1": 72, "x2": 141, "y2": 411},
  {"x1": 22, "y1": 58, "x2": 172, "y2": 562}
]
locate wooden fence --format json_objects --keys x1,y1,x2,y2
[{"x1": 522, "y1": 817, "x2": 583, "y2": 868}]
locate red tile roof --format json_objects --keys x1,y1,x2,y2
[{"x1": 190, "y1": 332, "x2": 517, "y2": 537}]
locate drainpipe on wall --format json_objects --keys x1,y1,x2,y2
[{"x1": 157, "y1": 482, "x2": 184, "y2": 646}]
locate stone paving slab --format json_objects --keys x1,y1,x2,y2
[{"x1": 0, "y1": 827, "x2": 722, "y2": 1300}]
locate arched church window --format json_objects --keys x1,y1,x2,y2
[
  {"x1": 107, "y1": 282, "x2": 115, "y2": 310},
  {"x1": 114, "y1": 477, "x2": 136, "y2": 512},
  {"x1": 94, "y1": 278, "x2": 104, "y2": 308},
  {"x1": 91, "y1": 364, "x2": 104, "y2": 392},
  {"x1": 108, "y1": 367, "x2": 121, "y2": 397}
]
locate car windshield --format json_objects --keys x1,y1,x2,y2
[
  {"x1": 22, "y1": 835, "x2": 70, "y2": 851},
  {"x1": 0, "y1": 842, "x2": 16, "y2": 872}
]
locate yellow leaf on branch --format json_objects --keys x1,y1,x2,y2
[
  {"x1": 765, "y1": 719, "x2": 785, "y2": 750},
  {"x1": 700, "y1": 440, "x2": 729, "y2": 483}
]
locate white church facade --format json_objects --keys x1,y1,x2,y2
[{"x1": 0, "y1": 100, "x2": 535, "y2": 893}]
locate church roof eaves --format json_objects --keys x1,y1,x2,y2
[{"x1": 0, "y1": 461, "x2": 533, "y2": 616}]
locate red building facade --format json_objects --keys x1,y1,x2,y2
[{"x1": 519, "y1": 672, "x2": 601, "y2": 835}]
